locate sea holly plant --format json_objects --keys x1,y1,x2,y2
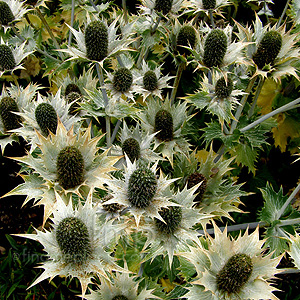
[{"x1": 1, "y1": 0, "x2": 300, "y2": 299}]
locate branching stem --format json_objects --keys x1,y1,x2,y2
[
  {"x1": 170, "y1": 61, "x2": 185, "y2": 105},
  {"x1": 68, "y1": 0, "x2": 75, "y2": 46}
]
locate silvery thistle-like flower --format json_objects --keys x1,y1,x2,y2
[
  {"x1": 187, "y1": 0, "x2": 231, "y2": 17},
  {"x1": 139, "y1": 184, "x2": 213, "y2": 267},
  {"x1": 13, "y1": 89, "x2": 81, "y2": 152},
  {"x1": 180, "y1": 223, "x2": 282, "y2": 300},
  {"x1": 133, "y1": 60, "x2": 173, "y2": 101},
  {"x1": 289, "y1": 0, "x2": 300, "y2": 24},
  {"x1": 139, "y1": 96, "x2": 192, "y2": 167},
  {"x1": 139, "y1": 0, "x2": 187, "y2": 17},
  {"x1": 0, "y1": 39, "x2": 33, "y2": 77},
  {"x1": 104, "y1": 156, "x2": 179, "y2": 226},
  {"x1": 288, "y1": 234, "x2": 300, "y2": 270},
  {"x1": 185, "y1": 71, "x2": 245, "y2": 125},
  {"x1": 6, "y1": 122, "x2": 120, "y2": 224},
  {"x1": 84, "y1": 270, "x2": 159, "y2": 300},
  {"x1": 0, "y1": 0, "x2": 30, "y2": 31},
  {"x1": 235, "y1": 15, "x2": 300, "y2": 81},
  {"x1": 61, "y1": 17, "x2": 134, "y2": 68},
  {"x1": 16, "y1": 191, "x2": 125, "y2": 298},
  {"x1": 190, "y1": 24, "x2": 249, "y2": 71},
  {"x1": 110, "y1": 121, "x2": 162, "y2": 168},
  {"x1": 0, "y1": 83, "x2": 39, "y2": 153}
]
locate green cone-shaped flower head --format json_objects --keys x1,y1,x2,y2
[
  {"x1": 187, "y1": 172, "x2": 207, "y2": 203},
  {"x1": 0, "y1": 1, "x2": 14, "y2": 26},
  {"x1": 102, "y1": 195, "x2": 122, "y2": 214},
  {"x1": 252, "y1": 30, "x2": 282, "y2": 69},
  {"x1": 56, "y1": 216, "x2": 91, "y2": 264},
  {"x1": 66, "y1": 91, "x2": 81, "y2": 115},
  {"x1": 65, "y1": 83, "x2": 81, "y2": 97},
  {"x1": 203, "y1": 29, "x2": 227, "y2": 68},
  {"x1": 143, "y1": 70, "x2": 158, "y2": 92},
  {"x1": 128, "y1": 166, "x2": 157, "y2": 208},
  {"x1": 154, "y1": 0, "x2": 173, "y2": 15},
  {"x1": 122, "y1": 137, "x2": 141, "y2": 163},
  {"x1": 155, "y1": 205, "x2": 182, "y2": 235},
  {"x1": 203, "y1": 0, "x2": 216, "y2": 9},
  {"x1": 113, "y1": 67, "x2": 133, "y2": 93},
  {"x1": 0, "y1": 44, "x2": 16, "y2": 71},
  {"x1": 216, "y1": 253, "x2": 253, "y2": 294},
  {"x1": 215, "y1": 77, "x2": 233, "y2": 99},
  {"x1": 112, "y1": 296, "x2": 128, "y2": 300},
  {"x1": 0, "y1": 96, "x2": 21, "y2": 131},
  {"x1": 56, "y1": 146, "x2": 85, "y2": 190},
  {"x1": 85, "y1": 21, "x2": 108, "y2": 62},
  {"x1": 154, "y1": 109, "x2": 174, "y2": 142},
  {"x1": 35, "y1": 103, "x2": 58, "y2": 136},
  {"x1": 177, "y1": 25, "x2": 196, "y2": 55}
]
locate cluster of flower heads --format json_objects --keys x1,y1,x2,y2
[{"x1": 0, "y1": 0, "x2": 299, "y2": 299}]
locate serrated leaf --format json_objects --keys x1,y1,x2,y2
[
  {"x1": 289, "y1": 234, "x2": 300, "y2": 269},
  {"x1": 178, "y1": 256, "x2": 196, "y2": 281},
  {"x1": 257, "y1": 78, "x2": 279, "y2": 114},
  {"x1": 264, "y1": 226, "x2": 290, "y2": 257}
]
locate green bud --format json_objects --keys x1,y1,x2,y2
[
  {"x1": 66, "y1": 91, "x2": 81, "y2": 115},
  {"x1": 203, "y1": 0, "x2": 216, "y2": 9},
  {"x1": 155, "y1": 205, "x2": 182, "y2": 235},
  {"x1": 216, "y1": 253, "x2": 253, "y2": 294},
  {"x1": 0, "y1": 44, "x2": 16, "y2": 71},
  {"x1": 215, "y1": 77, "x2": 233, "y2": 99},
  {"x1": 113, "y1": 67, "x2": 133, "y2": 93},
  {"x1": 35, "y1": 103, "x2": 58, "y2": 136},
  {"x1": 203, "y1": 29, "x2": 227, "y2": 68},
  {"x1": 154, "y1": 109, "x2": 173, "y2": 142},
  {"x1": 0, "y1": 96, "x2": 21, "y2": 131},
  {"x1": 56, "y1": 217, "x2": 91, "y2": 264},
  {"x1": 154, "y1": 0, "x2": 173, "y2": 15},
  {"x1": 65, "y1": 83, "x2": 81, "y2": 97},
  {"x1": 85, "y1": 21, "x2": 108, "y2": 62},
  {"x1": 143, "y1": 70, "x2": 159, "y2": 92},
  {"x1": 187, "y1": 172, "x2": 207, "y2": 204},
  {"x1": 176, "y1": 25, "x2": 196, "y2": 56},
  {"x1": 128, "y1": 166, "x2": 157, "y2": 208},
  {"x1": 57, "y1": 146, "x2": 85, "y2": 190},
  {"x1": 0, "y1": 1, "x2": 14, "y2": 26},
  {"x1": 122, "y1": 137, "x2": 141, "y2": 163}
]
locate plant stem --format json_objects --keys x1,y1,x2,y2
[
  {"x1": 111, "y1": 120, "x2": 122, "y2": 144},
  {"x1": 35, "y1": 7, "x2": 64, "y2": 61},
  {"x1": 170, "y1": 61, "x2": 185, "y2": 105},
  {"x1": 241, "y1": 97, "x2": 300, "y2": 132},
  {"x1": 209, "y1": 9, "x2": 215, "y2": 28},
  {"x1": 248, "y1": 77, "x2": 264, "y2": 118},
  {"x1": 122, "y1": 0, "x2": 128, "y2": 23},
  {"x1": 279, "y1": 217, "x2": 300, "y2": 227},
  {"x1": 277, "y1": 181, "x2": 300, "y2": 219},
  {"x1": 68, "y1": 0, "x2": 75, "y2": 46},
  {"x1": 263, "y1": 0, "x2": 269, "y2": 23},
  {"x1": 88, "y1": 0, "x2": 99, "y2": 12},
  {"x1": 277, "y1": 0, "x2": 291, "y2": 29}
]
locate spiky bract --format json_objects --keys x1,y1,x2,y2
[
  {"x1": 85, "y1": 21, "x2": 108, "y2": 62},
  {"x1": 56, "y1": 216, "x2": 91, "y2": 264},
  {"x1": 177, "y1": 25, "x2": 196, "y2": 55},
  {"x1": 203, "y1": 29, "x2": 227, "y2": 68},
  {"x1": 253, "y1": 30, "x2": 282, "y2": 69},
  {"x1": 0, "y1": 96, "x2": 21, "y2": 131},
  {"x1": 215, "y1": 77, "x2": 233, "y2": 99},
  {"x1": 65, "y1": 83, "x2": 81, "y2": 97},
  {"x1": 128, "y1": 166, "x2": 157, "y2": 208},
  {"x1": 154, "y1": 109, "x2": 174, "y2": 141},
  {"x1": 203, "y1": 0, "x2": 216, "y2": 9},
  {"x1": 57, "y1": 146, "x2": 85, "y2": 190},
  {"x1": 154, "y1": 0, "x2": 173, "y2": 15},
  {"x1": 0, "y1": 1, "x2": 14, "y2": 25},
  {"x1": 0, "y1": 44, "x2": 16, "y2": 71},
  {"x1": 187, "y1": 172, "x2": 207, "y2": 203},
  {"x1": 216, "y1": 253, "x2": 253, "y2": 294},
  {"x1": 122, "y1": 137, "x2": 141, "y2": 163},
  {"x1": 155, "y1": 205, "x2": 182, "y2": 235},
  {"x1": 143, "y1": 70, "x2": 159, "y2": 92},
  {"x1": 113, "y1": 67, "x2": 133, "y2": 93},
  {"x1": 35, "y1": 102, "x2": 58, "y2": 136}
]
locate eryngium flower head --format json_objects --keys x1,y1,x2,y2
[
  {"x1": 215, "y1": 76, "x2": 233, "y2": 99},
  {"x1": 0, "y1": 1, "x2": 14, "y2": 25},
  {"x1": 216, "y1": 253, "x2": 253, "y2": 294},
  {"x1": 85, "y1": 21, "x2": 108, "y2": 62},
  {"x1": 128, "y1": 165, "x2": 157, "y2": 208},
  {"x1": 187, "y1": 172, "x2": 207, "y2": 203},
  {"x1": 66, "y1": 91, "x2": 81, "y2": 115},
  {"x1": 65, "y1": 83, "x2": 81, "y2": 97},
  {"x1": 0, "y1": 44, "x2": 16, "y2": 71},
  {"x1": 155, "y1": 205, "x2": 182, "y2": 235},
  {"x1": 35, "y1": 102, "x2": 58, "y2": 136},
  {"x1": 176, "y1": 25, "x2": 196, "y2": 56},
  {"x1": 143, "y1": 70, "x2": 158, "y2": 92},
  {"x1": 0, "y1": 96, "x2": 21, "y2": 131},
  {"x1": 154, "y1": 109, "x2": 174, "y2": 142},
  {"x1": 56, "y1": 216, "x2": 91, "y2": 264},
  {"x1": 122, "y1": 137, "x2": 141, "y2": 163},
  {"x1": 252, "y1": 30, "x2": 282, "y2": 69},
  {"x1": 112, "y1": 296, "x2": 128, "y2": 300},
  {"x1": 57, "y1": 146, "x2": 85, "y2": 190},
  {"x1": 202, "y1": 0, "x2": 216, "y2": 9},
  {"x1": 203, "y1": 29, "x2": 227, "y2": 68},
  {"x1": 113, "y1": 67, "x2": 133, "y2": 93},
  {"x1": 154, "y1": 0, "x2": 173, "y2": 15}
]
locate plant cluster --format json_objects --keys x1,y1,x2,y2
[{"x1": 0, "y1": 0, "x2": 300, "y2": 299}]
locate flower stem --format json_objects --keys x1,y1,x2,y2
[
  {"x1": 263, "y1": 0, "x2": 269, "y2": 23},
  {"x1": 88, "y1": 0, "x2": 99, "y2": 12},
  {"x1": 111, "y1": 120, "x2": 122, "y2": 144},
  {"x1": 241, "y1": 97, "x2": 300, "y2": 132},
  {"x1": 277, "y1": 0, "x2": 291, "y2": 29},
  {"x1": 209, "y1": 9, "x2": 215, "y2": 29},
  {"x1": 122, "y1": 0, "x2": 128, "y2": 23},
  {"x1": 68, "y1": 0, "x2": 75, "y2": 46},
  {"x1": 170, "y1": 61, "x2": 185, "y2": 105},
  {"x1": 248, "y1": 77, "x2": 265, "y2": 118},
  {"x1": 278, "y1": 217, "x2": 300, "y2": 227},
  {"x1": 35, "y1": 7, "x2": 64, "y2": 61}
]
